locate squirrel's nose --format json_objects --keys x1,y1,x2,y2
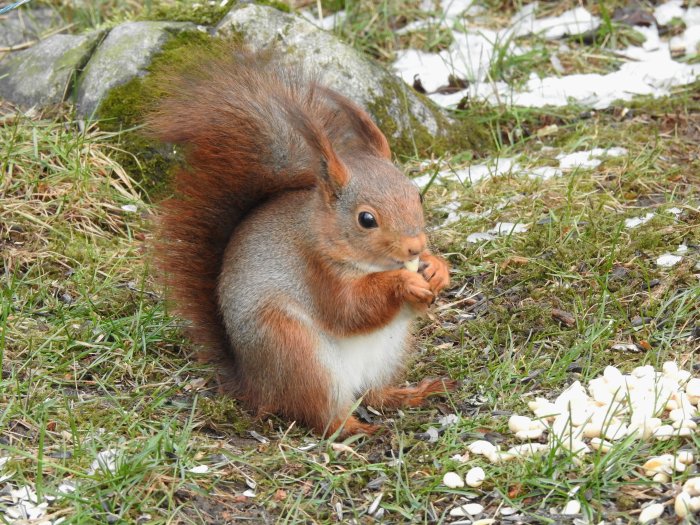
[{"x1": 403, "y1": 233, "x2": 426, "y2": 258}]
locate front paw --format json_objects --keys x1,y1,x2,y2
[
  {"x1": 419, "y1": 254, "x2": 450, "y2": 294},
  {"x1": 398, "y1": 269, "x2": 434, "y2": 305}
]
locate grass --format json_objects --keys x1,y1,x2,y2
[{"x1": 2, "y1": 1, "x2": 700, "y2": 524}]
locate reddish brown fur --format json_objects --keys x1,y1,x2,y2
[
  {"x1": 317, "y1": 87, "x2": 391, "y2": 160},
  {"x1": 149, "y1": 48, "x2": 453, "y2": 436},
  {"x1": 303, "y1": 252, "x2": 436, "y2": 337},
  {"x1": 420, "y1": 253, "x2": 451, "y2": 294},
  {"x1": 365, "y1": 378, "x2": 458, "y2": 409},
  {"x1": 148, "y1": 50, "x2": 390, "y2": 378},
  {"x1": 250, "y1": 302, "x2": 333, "y2": 432}
]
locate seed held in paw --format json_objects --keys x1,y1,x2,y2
[{"x1": 404, "y1": 257, "x2": 420, "y2": 272}]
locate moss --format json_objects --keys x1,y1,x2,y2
[
  {"x1": 141, "y1": 1, "x2": 230, "y2": 26},
  {"x1": 255, "y1": 0, "x2": 291, "y2": 13},
  {"x1": 320, "y1": 0, "x2": 346, "y2": 12},
  {"x1": 368, "y1": 77, "x2": 493, "y2": 159},
  {"x1": 96, "y1": 30, "x2": 224, "y2": 195},
  {"x1": 141, "y1": 0, "x2": 290, "y2": 25},
  {"x1": 198, "y1": 396, "x2": 252, "y2": 434}
]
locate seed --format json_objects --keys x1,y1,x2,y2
[
  {"x1": 449, "y1": 503, "x2": 484, "y2": 517},
  {"x1": 686, "y1": 378, "x2": 700, "y2": 399},
  {"x1": 487, "y1": 451, "x2": 514, "y2": 463},
  {"x1": 589, "y1": 438, "x2": 612, "y2": 453},
  {"x1": 467, "y1": 440, "x2": 497, "y2": 456},
  {"x1": 515, "y1": 428, "x2": 544, "y2": 440},
  {"x1": 652, "y1": 425, "x2": 674, "y2": 441},
  {"x1": 404, "y1": 257, "x2": 420, "y2": 272},
  {"x1": 507, "y1": 443, "x2": 549, "y2": 457},
  {"x1": 465, "y1": 467, "x2": 485, "y2": 488},
  {"x1": 638, "y1": 503, "x2": 664, "y2": 523},
  {"x1": 683, "y1": 477, "x2": 700, "y2": 496},
  {"x1": 508, "y1": 415, "x2": 534, "y2": 433},
  {"x1": 559, "y1": 438, "x2": 590, "y2": 455},
  {"x1": 675, "y1": 492, "x2": 693, "y2": 518},
  {"x1": 677, "y1": 451, "x2": 694, "y2": 465},
  {"x1": 690, "y1": 496, "x2": 700, "y2": 512},
  {"x1": 652, "y1": 472, "x2": 670, "y2": 483},
  {"x1": 562, "y1": 500, "x2": 581, "y2": 515},
  {"x1": 672, "y1": 419, "x2": 697, "y2": 430},
  {"x1": 643, "y1": 455, "x2": 674, "y2": 475},
  {"x1": 442, "y1": 471, "x2": 464, "y2": 489},
  {"x1": 662, "y1": 361, "x2": 679, "y2": 377}
]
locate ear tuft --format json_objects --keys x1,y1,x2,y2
[
  {"x1": 280, "y1": 94, "x2": 350, "y2": 198},
  {"x1": 319, "y1": 87, "x2": 391, "y2": 160}
]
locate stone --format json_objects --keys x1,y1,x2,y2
[
  {"x1": 76, "y1": 21, "x2": 196, "y2": 117},
  {"x1": 215, "y1": 4, "x2": 448, "y2": 152},
  {"x1": 0, "y1": 7, "x2": 63, "y2": 48},
  {"x1": 0, "y1": 32, "x2": 102, "y2": 107}
]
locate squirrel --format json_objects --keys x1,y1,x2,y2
[{"x1": 147, "y1": 49, "x2": 454, "y2": 437}]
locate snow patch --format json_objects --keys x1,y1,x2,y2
[
  {"x1": 509, "y1": 5, "x2": 599, "y2": 40},
  {"x1": 467, "y1": 232, "x2": 496, "y2": 243},
  {"x1": 625, "y1": 213, "x2": 655, "y2": 229},
  {"x1": 395, "y1": 1, "x2": 700, "y2": 109},
  {"x1": 88, "y1": 449, "x2": 119, "y2": 475},
  {"x1": 657, "y1": 253, "x2": 682, "y2": 267},
  {"x1": 490, "y1": 222, "x2": 529, "y2": 235},
  {"x1": 655, "y1": 0, "x2": 684, "y2": 26},
  {"x1": 557, "y1": 147, "x2": 627, "y2": 170}
]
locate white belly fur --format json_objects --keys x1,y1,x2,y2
[{"x1": 318, "y1": 307, "x2": 414, "y2": 412}]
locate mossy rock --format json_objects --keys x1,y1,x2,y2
[
  {"x1": 0, "y1": 32, "x2": 103, "y2": 108},
  {"x1": 76, "y1": 20, "x2": 198, "y2": 117},
  {"x1": 215, "y1": 3, "x2": 491, "y2": 158},
  {"x1": 96, "y1": 5, "x2": 492, "y2": 194},
  {"x1": 96, "y1": 31, "x2": 220, "y2": 195}
]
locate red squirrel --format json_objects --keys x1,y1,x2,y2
[{"x1": 147, "y1": 49, "x2": 453, "y2": 437}]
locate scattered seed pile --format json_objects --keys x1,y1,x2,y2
[{"x1": 443, "y1": 362, "x2": 700, "y2": 521}]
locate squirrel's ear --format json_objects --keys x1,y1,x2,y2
[
  {"x1": 320, "y1": 88, "x2": 391, "y2": 160},
  {"x1": 283, "y1": 102, "x2": 350, "y2": 198}
]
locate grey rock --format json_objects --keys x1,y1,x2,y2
[
  {"x1": 0, "y1": 7, "x2": 64, "y2": 48},
  {"x1": 0, "y1": 32, "x2": 103, "y2": 107},
  {"x1": 215, "y1": 4, "x2": 447, "y2": 147},
  {"x1": 76, "y1": 21, "x2": 196, "y2": 117}
]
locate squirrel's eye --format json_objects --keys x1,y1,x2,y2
[{"x1": 358, "y1": 211, "x2": 378, "y2": 229}]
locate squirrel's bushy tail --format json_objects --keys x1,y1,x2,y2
[
  {"x1": 147, "y1": 50, "x2": 331, "y2": 383},
  {"x1": 147, "y1": 47, "x2": 393, "y2": 392}
]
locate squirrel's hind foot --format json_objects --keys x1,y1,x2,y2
[
  {"x1": 323, "y1": 415, "x2": 382, "y2": 438},
  {"x1": 365, "y1": 377, "x2": 457, "y2": 409}
]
